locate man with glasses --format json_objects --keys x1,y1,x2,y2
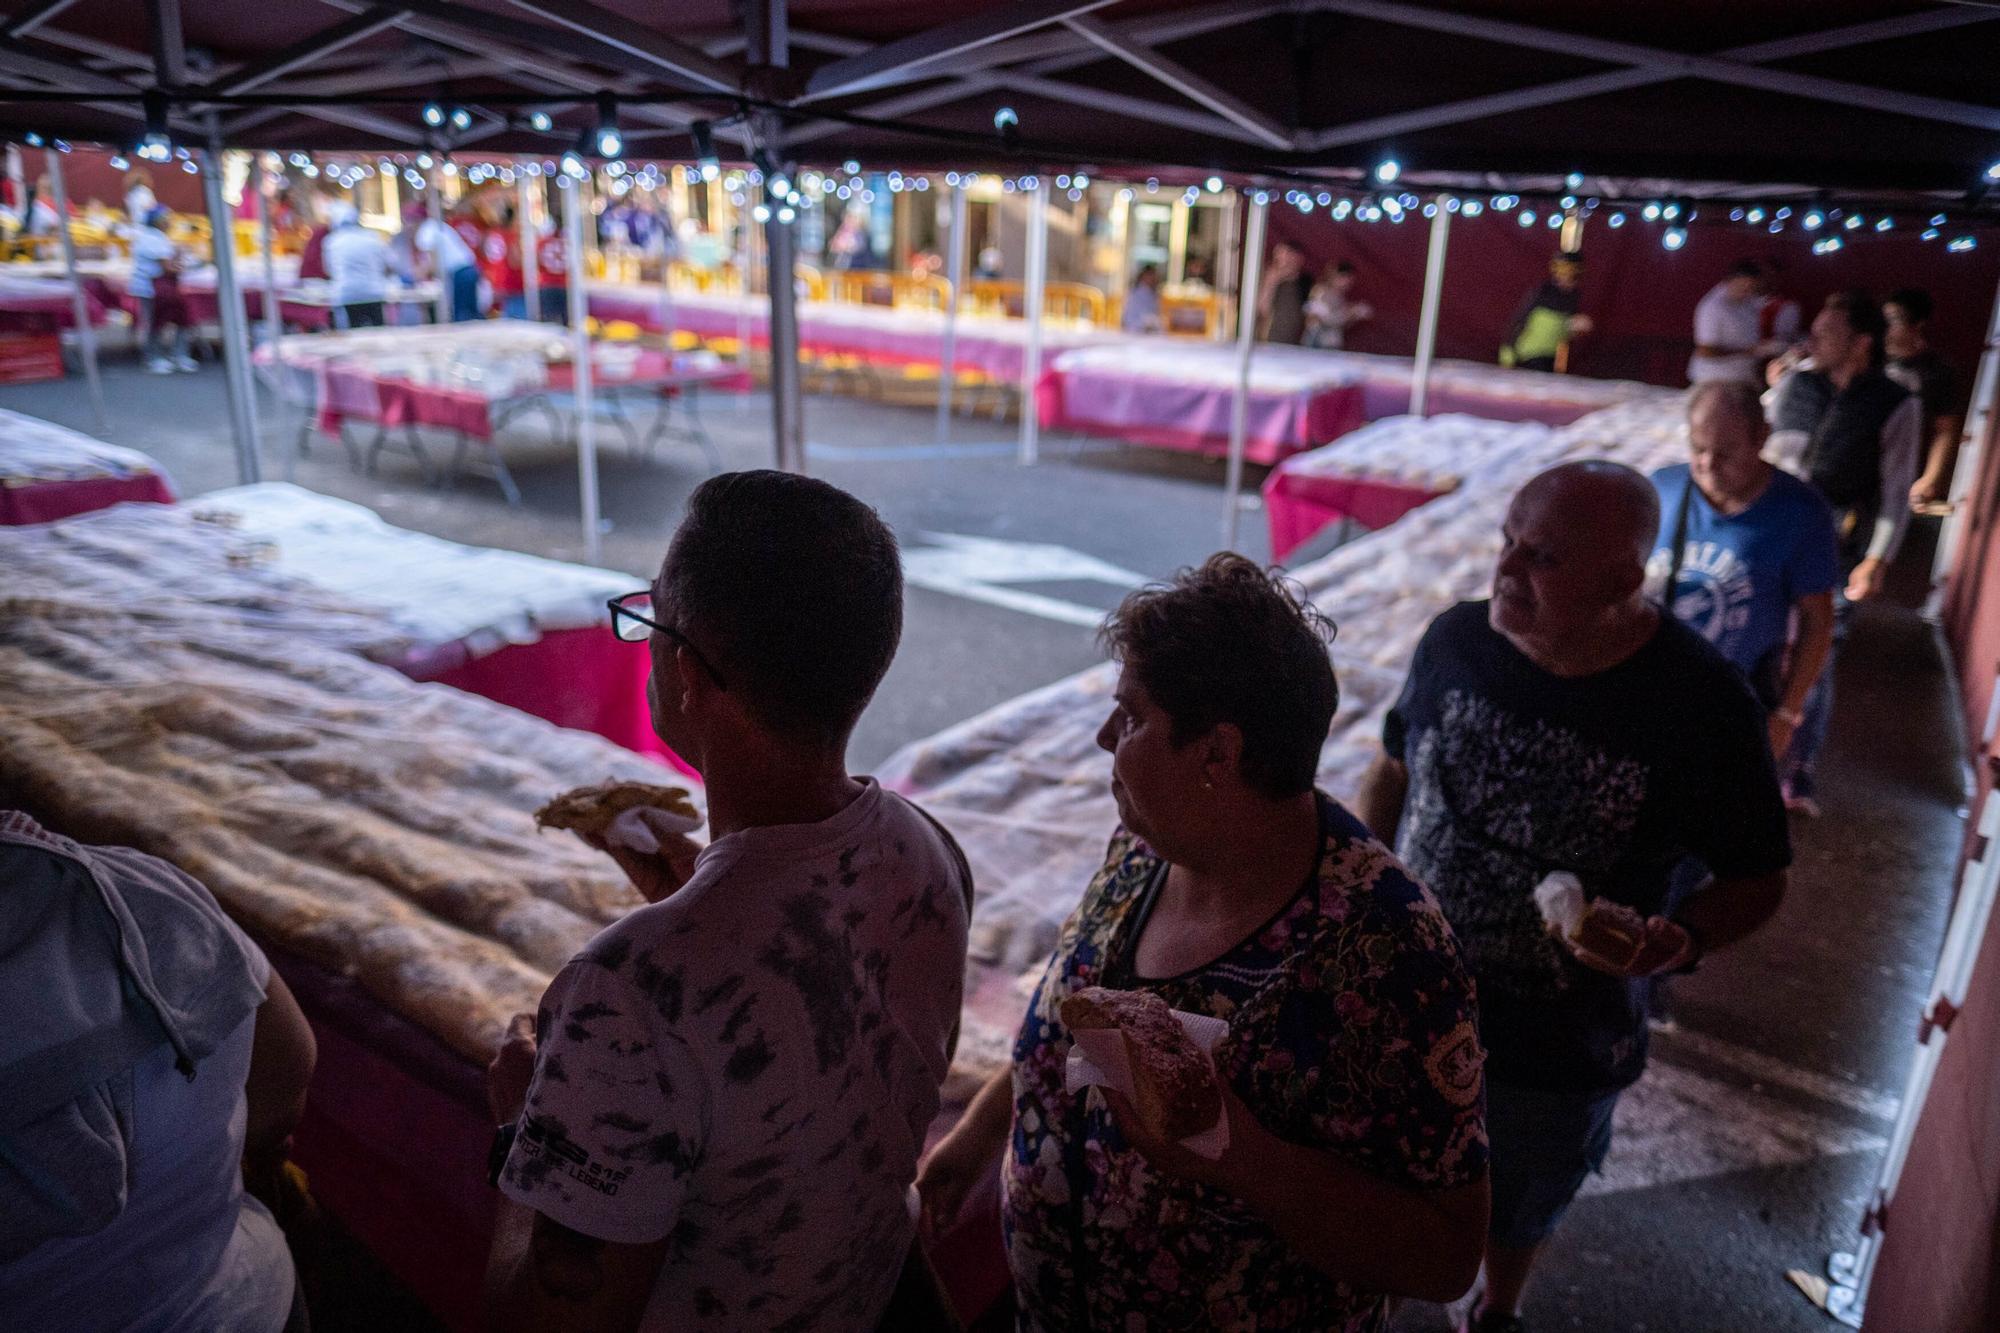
[
  {"x1": 1355, "y1": 462, "x2": 1790, "y2": 1333},
  {"x1": 482, "y1": 471, "x2": 972, "y2": 1332}
]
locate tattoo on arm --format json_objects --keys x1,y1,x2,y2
[{"x1": 529, "y1": 1213, "x2": 610, "y2": 1301}]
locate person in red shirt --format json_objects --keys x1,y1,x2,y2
[
  {"x1": 297, "y1": 216, "x2": 329, "y2": 282},
  {"x1": 534, "y1": 224, "x2": 570, "y2": 324},
  {"x1": 485, "y1": 205, "x2": 523, "y2": 319}
]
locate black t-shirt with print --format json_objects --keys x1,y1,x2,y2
[{"x1": 1384, "y1": 600, "x2": 1791, "y2": 1093}]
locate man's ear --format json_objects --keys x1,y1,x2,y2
[{"x1": 673, "y1": 642, "x2": 707, "y2": 713}]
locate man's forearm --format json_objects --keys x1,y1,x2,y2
[
  {"x1": 953, "y1": 1064, "x2": 1015, "y2": 1158},
  {"x1": 1355, "y1": 752, "x2": 1409, "y2": 845},
  {"x1": 1869, "y1": 401, "x2": 1922, "y2": 560},
  {"x1": 1781, "y1": 598, "x2": 1836, "y2": 715},
  {"x1": 1920, "y1": 416, "x2": 1964, "y2": 489},
  {"x1": 1676, "y1": 870, "x2": 1786, "y2": 953}
]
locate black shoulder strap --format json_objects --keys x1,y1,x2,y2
[{"x1": 1664, "y1": 473, "x2": 1695, "y2": 599}]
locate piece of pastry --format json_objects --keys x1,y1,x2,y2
[
  {"x1": 1061, "y1": 986, "x2": 1221, "y2": 1140},
  {"x1": 1573, "y1": 900, "x2": 1647, "y2": 965},
  {"x1": 1535, "y1": 873, "x2": 1644, "y2": 966},
  {"x1": 533, "y1": 780, "x2": 700, "y2": 838}
]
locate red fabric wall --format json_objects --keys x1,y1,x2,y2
[
  {"x1": 28, "y1": 146, "x2": 206, "y2": 215},
  {"x1": 1864, "y1": 414, "x2": 2000, "y2": 1333},
  {"x1": 1264, "y1": 207, "x2": 2000, "y2": 389}
]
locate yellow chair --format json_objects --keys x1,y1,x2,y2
[
  {"x1": 968, "y1": 279, "x2": 1022, "y2": 317},
  {"x1": 1044, "y1": 282, "x2": 1105, "y2": 325},
  {"x1": 1160, "y1": 293, "x2": 1219, "y2": 337}
]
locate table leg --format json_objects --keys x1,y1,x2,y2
[
  {"x1": 443, "y1": 432, "x2": 471, "y2": 490},
  {"x1": 603, "y1": 391, "x2": 642, "y2": 454},
  {"x1": 489, "y1": 444, "x2": 523, "y2": 508},
  {"x1": 404, "y1": 421, "x2": 436, "y2": 484},
  {"x1": 361, "y1": 422, "x2": 389, "y2": 475},
  {"x1": 684, "y1": 388, "x2": 720, "y2": 472}
]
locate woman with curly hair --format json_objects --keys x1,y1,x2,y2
[{"x1": 919, "y1": 553, "x2": 1490, "y2": 1332}]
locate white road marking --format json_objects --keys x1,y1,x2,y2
[
  {"x1": 1650, "y1": 1025, "x2": 1902, "y2": 1122},
  {"x1": 1584, "y1": 1058, "x2": 1887, "y2": 1197},
  {"x1": 901, "y1": 532, "x2": 1146, "y2": 628}
]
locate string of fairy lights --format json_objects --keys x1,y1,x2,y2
[{"x1": 16, "y1": 104, "x2": 1997, "y2": 258}]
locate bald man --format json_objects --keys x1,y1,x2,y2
[{"x1": 1356, "y1": 461, "x2": 1790, "y2": 1333}]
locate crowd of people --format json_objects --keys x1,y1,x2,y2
[
  {"x1": 7, "y1": 338, "x2": 1933, "y2": 1331},
  {"x1": 0, "y1": 189, "x2": 1967, "y2": 1330}
]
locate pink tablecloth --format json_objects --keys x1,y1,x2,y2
[
  {"x1": 586, "y1": 288, "x2": 1114, "y2": 385},
  {"x1": 0, "y1": 285, "x2": 107, "y2": 332},
  {"x1": 0, "y1": 471, "x2": 175, "y2": 525},
  {"x1": 412, "y1": 625, "x2": 695, "y2": 778},
  {"x1": 1035, "y1": 365, "x2": 1365, "y2": 464},
  {"x1": 1260, "y1": 469, "x2": 1446, "y2": 562},
  {"x1": 266, "y1": 942, "x2": 494, "y2": 1332},
  {"x1": 314, "y1": 350, "x2": 733, "y2": 442}
]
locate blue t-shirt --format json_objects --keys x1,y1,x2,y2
[{"x1": 1647, "y1": 465, "x2": 1841, "y2": 687}]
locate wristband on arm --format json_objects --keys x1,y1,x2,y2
[{"x1": 488, "y1": 1120, "x2": 519, "y2": 1189}]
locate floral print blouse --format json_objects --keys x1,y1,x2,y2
[{"x1": 1002, "y1": 795, "x2": 1487, "y2": 1332}]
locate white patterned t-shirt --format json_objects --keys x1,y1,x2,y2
[{"x1": 499, "y1": 779, "x2": 970, "y2": 1332}]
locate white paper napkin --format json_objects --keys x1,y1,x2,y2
[
  {"x1": 1065, "y1": 1008, "x2": 1232, "y2": 1159},
  {"x1": 603, "y1": 802, "x2": 703, "y2": 854}
]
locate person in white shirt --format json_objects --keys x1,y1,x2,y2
[
  {"x1": 25, "y1": 176, "x2": 60, "y2": 236},
  {"x1": 0, "y1": 810, "x2": 317, "y2": 1333},
  {"x1": 321, "y1": 201, "x2": 392, "y2": 328},
  {"x1": 484, "y1": 471, "x2": 972, "y2": 1333},
  {"x1": 1306, "y1": 260, "x2": 1372, "y2": 350},
  {"x1": 412, "y1": 209, "x2": 481, "y2": 322},
  {"x1": 129, "y1": 206, "x2": 197, "y2": 374},
  {"x1": 123, "y1": 169, "x2": 157, "y2": 226},
  {"x1": 1688, "y1": 260, "x2": 1777, "y2": 385},
  {"x1": 1121, "y1": 263, "x2": 1163, "y2": 333}
]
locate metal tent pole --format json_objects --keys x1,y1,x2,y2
[
  {"x1": 1017, "y1": 177, "x2": 1050, "y2": 465},
  {"x1": 6, "y1": 145, "x2": 25, "y2": 226},
  {"x1": 1215, "y1": 192, "x2": 1240, "y2": 344},
  {"x1": 1222, "y1": 193, "x2": 1267, "y2": 551},
  {"x1": 654, "y1": 180, "x2": 677, "y2": 349},
  {"x1": 762, "y1": 180, "x2": 804, "y2": 472},
  {"x1": 936, "y1": 179, "x2": 967, "y2": 442},
  {"x1": 562, "y1": 174, "x2": 602, "y2": 564},
  {"x1": 749, "y1": 0, "x2": 804, "y2": 472},
  {"x1": 425, "y1": 166, "x2": 446, "y2": 323},
  {"x1": 200, "y1": 143, "x2": 262, "y2": 484},
  {"x1": 253, "y1": 153, "x2": 288, "y2": 479},
  {"x1": 1409, "y1": 195, "x2": 1452, "y2": 418},
  {"x1": 520, "y1": 170, "x2": 540, "y2": 321},
  {"x1": 258, "y1": 154, "x2": 281, "y2": 353},
  {"x1": 43, "y1": 149, "x2": 105, "y2": 435},
  {"x1": 737, "y1": 205, "x2": 753, "y2": 368}
]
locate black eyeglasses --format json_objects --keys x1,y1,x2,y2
[{"x1": 608, "y1": 591, "x2": 727, "y2": 689}]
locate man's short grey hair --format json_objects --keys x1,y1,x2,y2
[
  {"x1": 1524, "y1": 460, "x2": 1660, "y2": 569},
  {"x1": 1688, "y1": 381, "x2": 1768, "y2": 441}
]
